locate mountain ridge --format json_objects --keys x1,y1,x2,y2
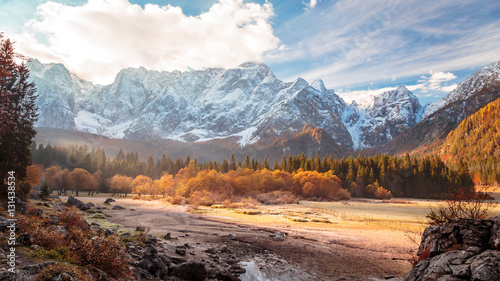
[{"x1": 28, "y1": 59, "x2": 500, "y2": 156}]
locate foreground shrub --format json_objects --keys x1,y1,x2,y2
[
  {"x1": 37, "y1": 264, "x2": 92, "y2": 281},
  {"x1": 69, "y1": 230, "x2": 130, "y2": 276},
  {"x1": 32, "y1": 247, "x2": 73, "y2": 263},
  {"x1": 427, "y1": 187, "x2": 497, "y2": 225},
  {"x1": 19, "y1": 206, "x2": 131, "y2": 278}
]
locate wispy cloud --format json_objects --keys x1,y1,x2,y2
[
  {"x1": 336, "y1": 86, "x2": 397, "y2": 105},
  {"x1": 270, "y1": 0, "x2": 500, "y2": 91},
  {"x1": 407, "y1": 71, "x2": 457, "y2": 93},
  {"x1": 303, "y1": 0, "x2": 319, "y2": 10},
  {"x1": 337, "y1": 69, "x2": 459, "y2": 105},
  {"x1": 8, "y1": 0, "x2": 279, "y2": 84}
]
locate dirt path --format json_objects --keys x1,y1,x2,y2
[{"x1": 74, "y1": 196, "x2": 413, "y2": 280}]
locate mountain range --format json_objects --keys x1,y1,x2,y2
[{"x1": 28, "y1": 59, "x2": 500, "y2": 159}]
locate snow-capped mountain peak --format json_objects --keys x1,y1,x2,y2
[
  {"x1": 343, "y1": 84, "x2": 421, "y2": 149},
  {"x1": 421, "y1": 59, "x2": 500, "y2": 120},
  {"x1": 311, "y1": 79, "x2": 327, "y2": 92},
  {"x1": 30, "y1": 60, "x2": 353, "y2": 148},
  {"x1": 31, "y1": 59, "x2": 498, "y2": 153}
]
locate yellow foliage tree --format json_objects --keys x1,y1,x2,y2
[{"x1": 132, "y1": 175, "x2": 153, "y2": 196}]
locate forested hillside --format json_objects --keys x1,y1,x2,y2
[{"x1": 440, "y1": 98, "x2": 500, "y2": 185}]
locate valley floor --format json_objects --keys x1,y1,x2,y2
[{"x1": 77, "y1": 196, "x2": 428, "y2": 280}]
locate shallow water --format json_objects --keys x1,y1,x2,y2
[{"x1": 239, "y1": 261, "x2": 276, "y2": 281}]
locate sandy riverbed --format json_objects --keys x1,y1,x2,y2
[{"x1": 70, "y1": 196, "x2": 414, "y2": 280}]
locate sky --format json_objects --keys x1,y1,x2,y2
[{"x1": 1, "y1": 0, "x2": 499, "y2": 105}]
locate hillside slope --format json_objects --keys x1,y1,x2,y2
[
  {"x1": 383, "y1": 60, "x2": 500, "y2": 155},
  {"x1": 439, "y1": 98, "x2": 500, "y2": 185}
]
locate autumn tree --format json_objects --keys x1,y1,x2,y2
[
  {"x1": 108, "y1": 174, "x2": 133, "y2": 196},
  {"x1": 45, "y1": 166, "x2": 70, "y2": 195},
  {"x1": 24, "y1": 164, "x2": 42, "y2": 187},
  {"x1": 0, "y1": 33, "x2": 38, "y2": 200},
  {"x1": 88, "y1": 170, "x2": 102, "y2": 195},
  {"x1": 293, "y1": 171, "x2": 349, "y2": 200},
  {"x1": 132, "y1": 175, "x2": 153, "y2": 196},
  {"x1": 68, "y1": 168, "x2": 95, "y2": 197},
  {"x1": 158, "y1": 173, "x2": 175, "y2": 197}
]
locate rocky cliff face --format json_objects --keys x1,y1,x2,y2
[
  {"x1": 343, "y1": 85, "x2": 421, "y2": 149},
  {"x1": 28, "y1": 58, "x2": 500, "y2": 154},
  {"x1": 405, "y1": 217, "x2": 500, "y2": 280},
  {"x1": 28, "y1": 60, "x2": 353, "y2": 148},
  {"x1": 386, "y1": 60, "x2": 500, "y2": 154}
]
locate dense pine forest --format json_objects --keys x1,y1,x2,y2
[
  {"x1": 31, "y1": 142, "x2": 473, "y2": 201},
  {"x1": 440, "y1": 98, "x2": 500, "y2": 186}
]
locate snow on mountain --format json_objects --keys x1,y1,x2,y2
[
  {"x1": 35, "y1": 58, "x2": 488, "y2": 152},
  {"x1": 343, "y1": 85, "x2": 421, "y2": 149},
  {"x1": 421, "y1": 60, "x2": 500, "y2": 121},
  {"x1": 28, "y1": 60, "x2": 352, "y2": 147}
]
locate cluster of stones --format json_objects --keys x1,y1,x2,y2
[{"x1": 405, "y1": 217, "x2": 500, "y2": 281}]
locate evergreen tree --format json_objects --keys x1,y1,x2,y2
[
  {"x1": 40, "y1": 181, "x2": 50, "y2": 199},
  {"x1": 229, "y1": 154, "x2": 237, "y2": 171},
  {"x1": 262, "y1": 156, "x2": 270, "y2": 170},
  {"x1": 0, "y1": 34, "x2": 38, "y2": 200},
  {"x1": 280, "y1": 155, "x2": 287, "y2": 171},
  {"x1": 243, "y1": 154, "x2": 250, "y2": 169},
  {"x1": 221, "y1": 158, "x2": 229, "y2": 173}
]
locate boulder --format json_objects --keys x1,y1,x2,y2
[
  {"x1": 138, "y1": 258, "x2": 154, "y2": 271},
  {"x1": 216, "y1": 270, "x2": 241, "y2": 281},
  {"x1": 145, "y1": 234, "x2": 157, "y2": 244},
  {"x1": 268, "y1": 231, "x2": 286, "y2": 240},
  {"x1": 79, "y1": 203, "x2": 95, "y2": 211},
  {"x1": 176, "y1": 247, "x2": 187, "y2": 256},
  {"x1": 406, "y1": 218, "x2": 500, "y2": 280},
  {"x1": 104, "y1": 198, "x2": 116, "y2": 204},
  {"x1": 171, "y1": 261, "x2": 207, "y2": 281},
  {"x1": 67, "y1": 196, "x2": 84, "y2": 208},
  {"x1": 112, "y1": 205, "x2": 125, "y2": 210},
  {"x1": 17, "y1": 233, "x2": 34, "y2": 246}
]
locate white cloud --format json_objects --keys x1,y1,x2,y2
[
  {"x1": 304, "y1": 0, "x2": 319, "y2": 9},
  {"x1": 337, "y1": 70, "x2": 458, "y2": 105},
  {"x1": 10, "y1": 0, "x2": 279, "y2": 84},
  {"x1": 337, "y1": 86, "x2": 397, "y2": 105},
  {"x1": 407, "y1": 71, "x2": 458, "y2": 93},
  {"x1": 271, "y1": 0, "x2": 500, "y2": 90}
]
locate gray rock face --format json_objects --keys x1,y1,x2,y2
[
  {"x1": 405, "y1": 218, "x2": 500, "y2": 281},
  {"x1": 171, "y1": 261, "x2": 207, "y2": 281},
  {"x1": 343, "y1": 85, "x2": 422, "y2": 149}
]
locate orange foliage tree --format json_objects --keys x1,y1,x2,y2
[
  {"x1": 293, "y1": 171, "x2": 349, "y2": 200},
  {"x1": 132, "y1": 175, "x2": 153, "y2": 196},
  {"x1": 108, "y1": 174, "x2": 133, "y2": 196},
  {"x1": 24, "y1": 164, "x2": 42, "y2": 187},
  {"x1": 44, "y1": 166, "x2": 70, "y2": 195},
  {"x1": 68, "y1": 168, "x2": 95, "y2": 197}
]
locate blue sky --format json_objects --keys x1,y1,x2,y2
[{"x1": 1, "y1": 0, "x2": 499, "y2": 105}]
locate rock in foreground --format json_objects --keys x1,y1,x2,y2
[{"x1": 405, "y1": 217, "x2": 500, "y2": 280}]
